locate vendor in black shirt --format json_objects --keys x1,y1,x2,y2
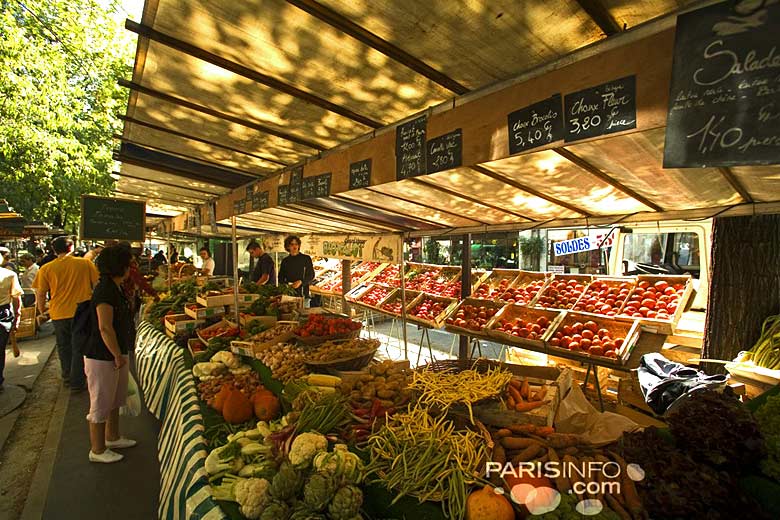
[
  {"x1": 278, "y1": 235, "x2": 314, "y2": 298},
  {"x1": 246, "y1": 240, "x2": 276, "y2": 285}
]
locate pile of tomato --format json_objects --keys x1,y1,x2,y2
[{"x1": 295, "y1": 314, "x2": 361, "y2": 337}]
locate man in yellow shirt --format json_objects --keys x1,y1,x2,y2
[{"x1": 33, "y1": 236, "x2": 98, "y2": 393}]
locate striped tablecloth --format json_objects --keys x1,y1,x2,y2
[{"x1": 135, "y1": 321, "x2": 226, "y2": 520}]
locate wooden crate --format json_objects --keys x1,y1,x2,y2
[
  {"x1": 546, "y1": 311, "x2": 642, "y2": 364},
  {"x1": 485, "y1": 305, "x2": 563, "y2": 350},
  {"x1": 164, "y1": 313, "x2": 204, "y2": 334},
  {"x1": 497, "y1": 270, "x2": 550, "y2": 305},
  {"x1": 15, "y1": 307, "x2": 37, "y2": 339},
  {"x1": 443, "y1": 297, "x2": 505, "y2": 337},
  {"x1": 196, "y1": 319, "x2": 237, "y2": 344},
  {"x1": 239, "y1": 314, "x2": 278, "y2": 327},
  {"x1": 376, "y1": 289, "x2": 420, "y2": 317},
  {"x1": 616, "y1": 274, "x2": 694, "y2": 335},
  {"x1": 184, "y1": 303, "x2": 225, "y2": 320},
  {"x1": 350, "y1": 283, "x2": 394, "y2": 311},
  {"x1": 471, "y1": 269, "x2": 521, "y2": 300},
  {"x1": 533, "y1": 273, "x2": 593, "y2": 310},
  {"x1": 405, "y1": 293, "x2": 458, "y2": 329},
  {"x1": 196, "y1": 292, "x2": 259, "y2": 308},
  {"x1": 569, "y1": 276, "x2": 636, "y2": 316}
]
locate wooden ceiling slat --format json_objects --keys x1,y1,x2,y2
[
  {"x1": 718, "y1": 167, "x2": 754, "y2": 204},
  {"x1": 126, "y1": 20, "x2": 382, "y2": 129},
  {"x1": 553, "y1": 148, "x2": 665, "y2": 212},
  {"x1": 365, "y1": 187, "x2": 489, "y2": 225},
  {"x1": 237, "y1": 212, "x2": 344, "y2": 234},
  {"x1": 112, "y1": 170, "x2": 216, "y2": 197},
  {"x1": 409, "y1": 178, "x2": 533, "y2": 222},
  {"x1": 119, "y1": 79, "x2": 325, "y2": 151},
  {"x1": 470, "y1": 165, "x2": 592, "y2": 217},
  {"x1": 575, "y1": 0, "x2": 622, "y2": 36},
  {"x1": 328, "y1": 195, "x2": 447, "y2": 229},
  {"x1": 113, "y1": 134, "x2": 263, "y2": 179},
  {"x1": 264, "y1": 207, "x2": 383, "y2": 233},
  {"x1": 287, "y1": 203, "x2": 405, "y2": 232},
  {"x1": 285, "y1": 0, "x2": 468, "y2": 95},
  {"x1": 120, "y1": 115, "x2": 285, "y2": 168},
  {"x1": 115, "y1": 152, "x2": 248, "y2": 189},
  {"x1": 114, "y1": 190, "x2": 198, "y2": 208}
]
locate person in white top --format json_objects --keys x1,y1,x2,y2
[
  {"x1": 0, "y1": 265, "x2": 23, "y2": 391},
  {"x1": 18, "y1": 253, "x2": 38, "y2": 307},
  {"x1": 199, "y1": 247, "x2": 216, "y2": 276}
]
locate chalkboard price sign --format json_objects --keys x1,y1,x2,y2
[
  {"x1": 251, "y1": 191, "x2": 269, "y2": 211},
  {"x1": 426, "y1": 128, "x2": 462, "y2": 173},
  {"x1": 315, "y1": 173, "x2": 332, "y2": 197},
  {"x1": 663, "y1": 1, "x2": 780, "y2": 167},
  {"x1": 278, "y1": 185, "x2": 290, "y2": 206},
  {"x1": 564, "y1": 76, "x2": 637, "y2": 142},
  {"x1": 290, "y1": 166, "x2": 303, "y2": 187},
  {"x1": 507, "y1": 94, "x2": 564, "y2": 154},
  {"x1": 81, "y1": 195, "x2": 145, "y2": 242},
  {"x1": 236, "y1": 199, "x2": 247, "y2": 214},
  {"x1": 288, "y1": 184, "x2": 301, "y2": 203},
  {"x1": 349, "y1": 159, "x2": 372, "y2": 189},
  {"x1": 396, "y1": 115, "x2": 427, "y2": 180},
  {"x1": 301, "y1": 177, "x2": 316, "y2": 199},
  {"x1": 246, "y1": 186, "x2": 254, "y2": 199}
]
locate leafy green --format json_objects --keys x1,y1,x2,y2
[{"x1": 755, "y1": 394, "x2": 780, "y2": 482}]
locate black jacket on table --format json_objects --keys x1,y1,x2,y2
[{"x1": 278, "y1": 253, "x2": 314, "y2": 297}]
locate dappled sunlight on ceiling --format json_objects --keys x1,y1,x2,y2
[
  {"x1": 338, "y1": 189, "x2": 478, "y2": 227},
  {"x1": 730, "y1": 166, "x2": 780, "y2": 202}
]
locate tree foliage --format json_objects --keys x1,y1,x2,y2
[{"x1": 0, "y1": 0, "x2": 132, "y2": 231}]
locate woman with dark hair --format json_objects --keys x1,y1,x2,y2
[
  {"x1": 278, "y1": 235, "x2": 314, "y2": 298},
  {"x1": 84, "y1": 246, "x2": 136, "y2": 463},
  {"x1": 199, "y1": 246, "x2": 215, "y2": 276}
]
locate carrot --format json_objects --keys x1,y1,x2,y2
[
  {"x1": 492, "y1": 444, "x2": 507, "y2": 465},
  {"x1": 515, "y1": 400, "x2": 547, "y2": 412},
  {"x1": 501, "y1": 437, "x2": 538, "y2": 450},
  {"x1": 535, "y1": 426, "x2": 555, "y2": 437},
  {"x1": 531, "y1": 386, "x2": 548, "y2": 401},
  {"x1": 509, "y1": 378, "x2": 523, "y2": 391},
  {"x1": 547, "y1": 448, "x2": 570, "y2": 493},
  {"x1": 520, "y1": 378, "x2": 530, "y2": 400},
  {"x1": 493, "y1": 428, "x2": 512, "y2": 439},
  {"x1": 511, "y1": 443, "x2": 544, "y2": 464},
  {"x1": 507, "y1": 385, "x2": 523, "y2": 404},
  {"x1": 610, "y1": 452, "x2": 643, "y2": 518},
  {"x1": 507, "y1": 424, "x2": 537, "y2": 435},
  {"x1": 605, "y1": 492, "x2": 632, "y2": 520}
]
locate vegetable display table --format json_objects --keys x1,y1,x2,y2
[{"x1": 135, "y1": 321, "x2": 226, "y2": 520}]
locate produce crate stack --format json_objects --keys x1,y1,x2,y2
[
  {"x1": 376, "y1": 289, "x2": 420, "y2": 317},
  {"x1": 371, "y1": 263, "x2": 401, "y2": 288},
  {"x1": 405, "y1": 293, "x2": 458, "y2": 329},
  {"x1": 546, "y1": 311, "x2": 641, "y2": 365},
  {"x1": 617, "y1": 274, "x2": 694, "y2": 334},
  {"x1": 486, "y1": 305, "x2": 563, "y2": 350},
  {"x1": 533, "y1": 273, "x2": 593, "y2": 310},
  {"x1": 164, "y1": 313, "x2": 204, "y2": 339},
  {"x1": 443, "y1": 297, "x2": 505, "y2": 337},
  {"x1": 471, "y1": 269, "x2": 521, "y2": 300},
  {"x1": 497, "y1": 270, "x2": 550, "y2": 305},
  {"x1": 347, "y1": 283, "x2": 394, "y2": 311}
]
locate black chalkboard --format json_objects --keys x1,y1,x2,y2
[
  {"x1": 426, "y1": 129, "x2": 462, "y2": 173},
  {"x1": 81, "y1": 195, "x2": 145, "y2": 241},
  {"x1": 288, "y1": 184, "x2": 301, "y2": 203},
  {"x1": 290, "y1": 166, "x2": 303, "y2": 187},
  {"x1": 349, "y1": 159, "x2": 372, "y2": 189},
  {"x1": 315, "y1": 173, "x2": 332, "y2": 197},
  {"x1": 246, "y1": 186, "x2": 254, "y2": 199},
  {"x1": 236, "y1": 199, "x2": 247, "y2": 214},
  {"x1": 251, "y1": 191, "x2": 268, "y2": 211},
  {"x1": 278, "y1": 185, "x2": 289, "y2": 206},
  {"x1": 301, "y1": 177, "x2": 316, "y2": 199},
  {"x1": 507, "y1": 94, "x2": 564, "y2": 154},
  {"x1": 663, "y1": 1, "x2": 780, "y2": 167},
  {"x1": 564, "y1": 76, "x2": 636, "y2": 142},
  {"x1": 396, "y1": 115, "x2": 427, "y2": 180}
]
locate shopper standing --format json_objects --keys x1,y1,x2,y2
[
  {"x1": 0, "y1": 264, "x2": 23, "y2": 392},
  {"x1": 199, "y1": 247, "x2": 216, "y2": 276},
  {"x1": 278, "y1": 235, "x2": 314, "y2": 298},
  {"x1": 85, "y1": 245, "x2": 136, "y2": 463},
  {"x1": 33, "y1": 236, "x2": 99, "y2": 392},
  {"x1": 246, "y1": 241, "x2": 276, "y2": 285},
  {"x1": 18, "y1": 253, "x2": 38, "y2": 307}
]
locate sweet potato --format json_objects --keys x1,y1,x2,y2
[
  {"x1": 515, "y1": 400, "x2": 547, "y2": 412},
  {"x1": 507, "y1": 385, "x2": 523, "y2": 404},
  {"x1": 511, "y1": 443, "x2": 544, "y2": 464},
  {"x1": 493, "y1": 428, "x2": 512, "y2": 439},
  {"x1": 520, "y1": 379, "x2": 530, "y2": 400},
  {"x1": 546, "y1": 432, "x2": 582, "y2": 449},
  {"x1": 507, "y1": 424, "x2": 537, "y2": 435},
  {"x1": 605, "y1": 492, "x2": 632, "y2": 520},
  {"x1": 547, "y1": 448, "x2": 570, "y2": 493},
  {"x1": 609, "y1": 452, "x2": 643, "y2": 519},
  {"x1": 501, "y1": 437, "x2": 538, "y2": 450}
]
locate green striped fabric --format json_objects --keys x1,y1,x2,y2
[{"x1": 135, "y1": 321, "x2": 226, "y2": 520}]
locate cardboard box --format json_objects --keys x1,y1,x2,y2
[{"x1": 164, "y1": 313, "x2": 204, "y2": 334}]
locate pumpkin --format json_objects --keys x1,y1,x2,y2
[
  {"x1": 210, "y1": 384, "x2": 231, "y2": 413},
  {"x1": 465, "y1": 486, "x2": 514, "y2": 520},
  {"x1": 222, "y1": 386, "x2": 254, "y2": 424},
  {"x1": 253, "y1": 388, "x2": 280, "y2": 421}
]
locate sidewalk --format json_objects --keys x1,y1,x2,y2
[{"x1": 0, "y1": 327, "x2": 161, "y2": 520}]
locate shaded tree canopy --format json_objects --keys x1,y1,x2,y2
[{"x1": 0, "y1": 0, "x2": 133, "y2": 232}]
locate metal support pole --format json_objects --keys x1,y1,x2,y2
[
  {"x1": 232, "y1": 216, "x2": 240, "y2": 327},
  {"x1": 341, "y1": 259, "x2": 351, "y2": 316},
  {"x1": 399, "y1": 234, "x2": 408, "y2": 361},
  {"x1": 458, "y1": 233, "x2": 471, "y2": 361}
]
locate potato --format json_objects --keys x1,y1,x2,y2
[{"x1": 377, "y1": 389, "x2": 396, "y2": 399}]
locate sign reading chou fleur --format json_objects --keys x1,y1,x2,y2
[{"x1": 300, "y1": 234, "x2": 402, "y2": 262}]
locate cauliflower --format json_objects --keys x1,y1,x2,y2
[
  {"x1": 289, "y1": 432, "x2": 328, "y2": 469},
  {"x1": 312, "y1": 444, "x2": 363, "y2": 485},
  {"x1": 234, "y1": 477, "x2": 270, "y2": 519},
  {"x1": 211, "y1": 351, "x2": 240, "y2": 369},
  {"x1": 192, "y1": 362, "x2": 226, "y2": 380},
  {"x1": 205, "y1": 441, "x2": 244, "y2": 476}
]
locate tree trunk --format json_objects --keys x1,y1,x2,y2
[{"x1": 703, "y1": 214, "x2": 780, "y2": 371}]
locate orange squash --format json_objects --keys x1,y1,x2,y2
[
  {"x1": 465, "y1": 486, "x2": 514, "y2": 520},
  {"x1": 252, "y1": 389, "x2": 280, "y2": 421},
  {"x1": 222, "y1": 387, "x2": 254, "y2": 424},
  {"x1": 210, "y1": 384, "x2": 231, "y2": 413}
]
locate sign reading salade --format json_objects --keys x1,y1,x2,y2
[{"x1": 663, "y1": 0, "x2": 780, "y2": 167}]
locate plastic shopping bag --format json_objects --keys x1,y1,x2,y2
[{"x1": 120, "y1": 372, "x2": 142, "y2": 417}]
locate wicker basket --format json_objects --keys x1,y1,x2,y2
[{"x1": 305, "y1": 344, "x2": 379, "y2": 373}]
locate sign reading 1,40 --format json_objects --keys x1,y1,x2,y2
[{"x1": 686, "y1": 114, "x2": 779, "y2": 156}]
